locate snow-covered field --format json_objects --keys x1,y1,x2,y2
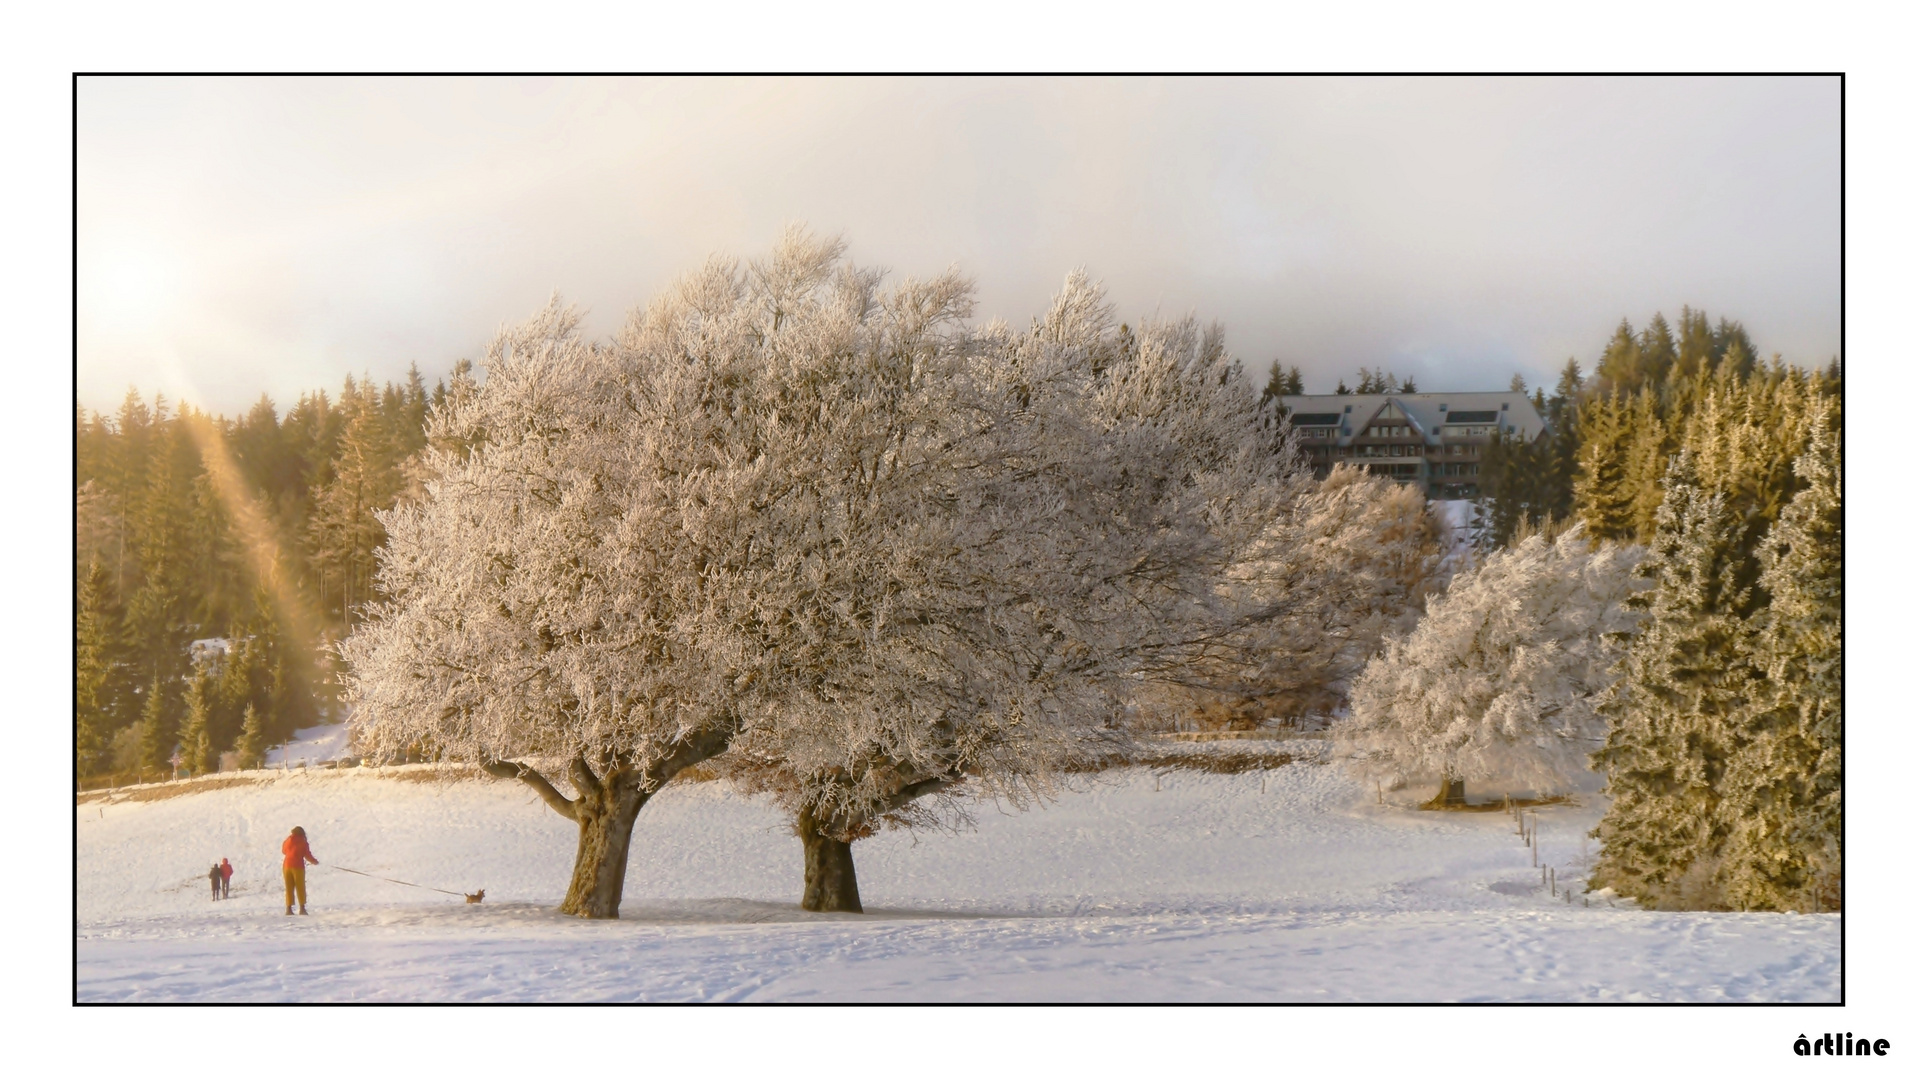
[
  {"x1": 75, "y1": 744, "x2": 1839, "y2": 1002},
  {"x1": 262, "y1": 721, "x2": 355, "y2": 768}
]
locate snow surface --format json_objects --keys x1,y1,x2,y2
[
  {"x1": 1433, "y1": 498, "x2": 1478, "y2": 533},
  {"x1": 263, "y1": 721, "x2": 353, "y2": 767},
  {"x1": 75, "y1": 753, "x2": 1838, "y2": 1002}
]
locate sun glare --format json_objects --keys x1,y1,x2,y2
[{"x1": 84, "y1": 244, "x2": 184, "y2": 329}]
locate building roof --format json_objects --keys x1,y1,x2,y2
[{"x1": 1278, "y1": 391, "x2": 1548, "y2": 447}]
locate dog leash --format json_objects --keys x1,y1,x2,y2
[{"x1": 328, "y1": 864, "x2": 470, "y2": 898}]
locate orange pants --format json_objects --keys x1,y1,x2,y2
[{"x1": 283, "y1": 865, "x2": 307, "y2": 911}]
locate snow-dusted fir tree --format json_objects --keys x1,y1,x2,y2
[
  {"x1": 704, "y1": 267, "x2": 1308, "y2": 910},
  {"x1": 1719, "y1": 415, "x2": 1841, "y2": 911},
  {"x1": 1336, "y1": 527, "x2": 1643, "y2": 802},
  {"x1": 1589, "y1": 450, "x2": 1754, "y2": 908}
]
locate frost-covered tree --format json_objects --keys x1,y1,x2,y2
[
  {"x1": 705, "y1": 278, "x2": 1309, "y2": 909},
  {"x1": 1719, "y1": 416, "x2": 1841, "y2": 910},
  {"x1": 1589, "y1": 451, "x2": 1754, "y2": 908},
  {"x1": 1336, "y1": 527, "x2": 1643, "y2": 802},
  {"x1": 343, "y1": 294, "x2": 757, "y2": 918},
  {"x1": 1162, "y1": 464, "x2": 1446, "y2": 729},
  {"x1": 346, "y1": 232, "x2": 1304, "y2": 916}
]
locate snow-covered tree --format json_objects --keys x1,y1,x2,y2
[
  {"x1": 1154, "y1": 464, "x2": 1448, "y2": 729},
  {"x1": 1719, "y1": 415, "x2": 1841, "y2": 911},
  {"x1": 1336, "y1": 526, "x2": 1643, "y2": 801},
  {"x1": 343, "y1": 299, "x2": 745, "y2": 918},
  {"x1": 699, "y1": 268, "x2": 1309, "y2": 910},
  {"x1": 1589, "y1": 451, "x2": 1754, "y2": 908},
  {"x1": 345, "y1": 231, "x2": 1306, "y2": 916}
]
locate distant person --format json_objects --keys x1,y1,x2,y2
[
  {"x1": 209, "y1": 862, "x2": 222, "y2": 901},
  {"x1": 219, "y1": 857, "x2": 233, "y2": 899},
  {"x1": 281, "y1": 826, "x2": 319, "y2": 915}
]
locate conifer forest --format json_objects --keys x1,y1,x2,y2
[{"x1": 75, "y1": 364, "x2": 448, "y2": 779}]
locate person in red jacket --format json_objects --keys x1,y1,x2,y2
[
  {"x1": 219, "y1": 857, "x2": 233, "y2": 899},
  {"x1": 281, "y1": 826, "x2": 318, "y2": 915}
]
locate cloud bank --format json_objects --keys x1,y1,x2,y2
[{"x1": 79, "y1": 76, "x2": 1839, "y2": 416}]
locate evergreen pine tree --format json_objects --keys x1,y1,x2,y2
[
  {"x1": 1573, "y1": 391, "x2": 1634, "y2": 540},
  {"x1": 1481, "y1": 431, "x2": 1545, "y2": 546},
  {"x1": 212, "y1": 633, "x2": 265, "y2": 755},
  {"x1": 1621, "y1": 390, "x2": 1670, "y2": 544},
  {"x1": 1712, "y1": 319, "x2": 1757, "y2": 378},
  {"x1": 136, "y1": 676, "x2": 177, "y2": 773},
  {"x1": 308, "y1": 376, "x2": 405, "y2": 628},
  {"x1": 1259, "y1": 362, "x2": 1306, "y2": 408},
  {"x1": 75, "y1": 559, "x2": 117, "y2": 777},
  {"x1": 397, "y1": 363, "x2": 431, "y2": 455},
  {"x1": 1593, "y1": 319, "x2": 1641, "y2": 397},
  {"x1": 1354, "y1": 367, "x2": 1392, "y2": 394},
  {"x1": 1539, "y1": 359, "x2": 1585, "y2": 522},
  {"x1": 1590, "y1": 451, "x2": 1755, "y2": 909},
  {"x1": 235, "y1": 703, "x2": 267, "y2": 770},
  {"x1": 267, "y1": 650, "x2": 315, "y2": 742},
  {"x1": 1637, "y1": 313, "x2": 1678, "y2": 391},
  {"x1": 179, "y1": 673, "x2": 215, "y2": 775},
  {"x1": 1719, "y1": 416, "x2": 1841, "y2": 911},
  {"x1": 1819, "y1": 356, "x2": 1842, "y2": 396},
  {"x1": 1672, "y1": 306, "x2": 1716, "y2": 384}
]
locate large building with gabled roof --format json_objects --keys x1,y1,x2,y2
[{"x1": 1279, "y1": 391, "x2": 1549, "y2": 499}]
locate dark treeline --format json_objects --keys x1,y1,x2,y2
[
  {"x1": 1479, "y1": 307, "x2": 1840, "y2": 551},
  {"x1": 74, "y1": 363, "x2": 463, "y2": 781}
]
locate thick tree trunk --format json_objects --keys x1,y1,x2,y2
[
  {"x1": 482, "y1": 719, "x2": 741, "y2": 919},
  {"x1": 798, "y1": 810, "x2": 863, "y2": 913},
  {"x1": 560, "y1": 777, "x2": 651, "y2": 918},
  {"x1": 1435, "y1": 776, "x2": 1465, "y2": 806}
]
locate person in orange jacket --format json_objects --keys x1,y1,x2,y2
[
  {"x1": 282, "y1": 826, "x2": 318, "y2": 915},
  {"x1": 219, "y1": 857, "x2": 233, "y2": 899}
]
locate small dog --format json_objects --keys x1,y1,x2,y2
[{"x1": 464, "y1": 890, "x2": 485, "y2": 904}]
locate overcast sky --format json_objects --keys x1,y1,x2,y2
[{"x1": 77, "y1": 76, "x2": 1839, "y2": 417}]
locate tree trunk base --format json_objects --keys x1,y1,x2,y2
[
  {"x1": 560, "y1": 782, "x2": 649, "y2": 919},
  {"x1": 800, "y1": 815, "x2": 863, "y2": 913}
]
